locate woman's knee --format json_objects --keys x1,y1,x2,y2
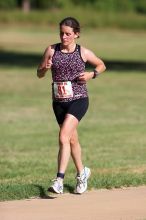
[
  {"x1": 70, "y1": 134, "x2": 78, "y2": 146},
  {"x1": 59, "y1": 131, "x2": 70, "y2": 146}
]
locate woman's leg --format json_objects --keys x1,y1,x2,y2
[
  {"x1": 70, "y1": 128, "x2": 91, "y2": 194},
  {"x1": 50, "y1": 112, "x2": 90, "y2": 194},
  {"x1": 70, "y1": 129, "x2": 84, "y2": 174},
  {"x1": 58, "y1": 113, "x2": 79, "y2": 174}
]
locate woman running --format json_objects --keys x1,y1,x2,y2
[{"x1": 37, "y1": 17, "x2": 106, "y2": 194}]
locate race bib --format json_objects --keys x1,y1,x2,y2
[{"x1": 53, "y1": 81, "x2": 73, "y2": 99}]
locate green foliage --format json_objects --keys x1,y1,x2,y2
[
  {"x1": 17, "y1": 0, "x2": 64, "y2": 9},
  {"x1": 111, "y1": 0, "x2": 135, "y2": 12},
  {"x1": 71, "y1": 0, "x2": 146, "y2": 14},
  {"x1": 134, "y1": 0, "x2": 146, "y2": 14},
  {"x1": 0, "y1": 0, "x2": 17, "y2": 9},
  {"x1": 1, "y1": 0, "x2": 146, "y2": 15},
  {"x1": 71, "y1": 0, "x2": 97, "y2": 6},
  {"x1": 0, "y1": 9, "x2": 146, "y2": 30},
  {"x1": 34, "y1": 0, "x2": 62, "y2": 9}
]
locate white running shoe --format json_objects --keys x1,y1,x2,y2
[
  {"x1": 75, "y1": 167, "x2": 91, "y2": 194},
  {"x1": 48, "y1": 178, "x2": 63, "y2": 194}
]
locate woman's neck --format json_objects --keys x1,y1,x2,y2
[{"x1": 60, "y1": 42, "x2": 76, "y2": 53}]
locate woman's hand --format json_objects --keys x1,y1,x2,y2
[
  {"x1": 77, "y1": 72, "x2": 94, "y2": 83},
  {"x1": 37, "y1": 57, "x2": 52, "y2": 78},
  {"x1": 37, "y1": 45, "x2": 54, "y2": 78},
  {"x1": 46, "y1": 58, "x2": 52, "y2": 69}
]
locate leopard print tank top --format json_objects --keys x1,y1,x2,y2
[{"x1": 51, "y1": 43, "x2": 88, "y2": 102}]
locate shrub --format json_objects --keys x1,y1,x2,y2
[
  {"x1": 135, "y1": 0, "x2": 146, "y2": 14},
  {"x1": 0, "y1": 0, "x2": 17, "y2": 9},
  {"x1": 34, "y1": 0, "x2": 62, "y2": 9}
]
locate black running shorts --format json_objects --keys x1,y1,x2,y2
[{"x1": 52, "y1": 97, "x2": 89, "y2": 124}]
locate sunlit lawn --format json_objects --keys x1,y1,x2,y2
[
  {"x1": 0, "y1": 27, "x2": 146, "y2": 61},
  {"x1": 0, "y1": 67, "x2": 146, "y2": 200},
  {"x1": 0, "y1": 28, "x2": 146, "y2": 200}
]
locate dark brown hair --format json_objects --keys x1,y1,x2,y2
[{"x1": 59, "y1": 17, "x2": 80, "y2": 37}]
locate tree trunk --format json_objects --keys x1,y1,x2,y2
[{"x1": 22, "y1": 0, "x2": 30, "y2": 13}]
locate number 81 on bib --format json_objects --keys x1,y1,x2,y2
[{"x1": 53, "y1": 81, "x2": 73, "y2": 99}]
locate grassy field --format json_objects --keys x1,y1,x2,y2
[
  {"x1": 0, "y1": 9, "x2": 146, "y2": 30},
  {"x1": 0, "y1": 28, "x2": 146, "y2": 201},
  {"x1": 0, "y1": 27, "x2": 146, "y2": 61}
]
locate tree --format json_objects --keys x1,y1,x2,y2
[
  {"x1": 0, "y1": 0, "x2": 17, "y2": 9},
  {"x1": 22, "y1": 0, "x2": 30, "y2": 12}
]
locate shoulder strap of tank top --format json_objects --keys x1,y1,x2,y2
[
  {"x1": 52, "y1": 43, "x2": 60, "y2": 58},
  {"x1": 76, "y1": 44, "x2": 86, "y2": 63},
  {"x1": 76, "y1": 44, "x2": 80, "y2": 52},
  {"x1": 54, "y1": 43, "x2": 60, "y2": 51}
]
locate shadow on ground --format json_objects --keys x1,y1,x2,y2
[
  {"x1": 64, "y1": 184, "x2": 75, "y2": 194},
  {"x1": 33, "y1": 184, "x2": 56, "y2": 199},
  {"x1": 0, "y1": 50, "x2": 146, "y2": 71},
  {"x1": 33, "y1": 184, "x2": 75, "y2": 198}
]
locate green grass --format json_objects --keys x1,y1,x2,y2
[
  {"x1": 0, "y1": 28, "x2": 146, "y2": 200},
  {"x1": 0, "y1": 28, "x2": 146, "y2": 62},
  {"x1": 0, "y1": 68, "x2": 146, "y2": 201},
  {"x1": 0, "y1": 9, "x2": 146, "y2": 30}
]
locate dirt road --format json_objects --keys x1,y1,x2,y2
[{"x1": 1, "y1": 186, "x2": 146, "y2": 220}]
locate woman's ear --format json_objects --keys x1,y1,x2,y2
[{"x1": 74, "y1": 32, "x2": 80, "y2": 39}]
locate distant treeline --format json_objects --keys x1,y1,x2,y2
[
  {"x1": 0, "y1": 0, "x2": 146, "y2": 30},
  {"x1": 0, "y1": 0, "x2": 146, "y2": 14}
]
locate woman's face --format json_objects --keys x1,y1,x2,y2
[{"x1": 60, "y1": 25, "x2": 78, "y2": 46}]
